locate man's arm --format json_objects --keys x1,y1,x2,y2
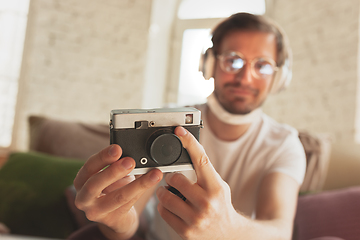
[
  {"x1": 249, "y1": 172, "x2": 300, "y2": 239},
  {"x1": 156, "y1": 126, "x2": 299, "y2": 240}
]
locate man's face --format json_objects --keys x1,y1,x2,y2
[{"x1": 213, "y1": 31, "x2": 277, "y2": 114}]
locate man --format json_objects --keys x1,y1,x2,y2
[{"x1": 70, "y1": 13, "x2": 306, "y2": 240}]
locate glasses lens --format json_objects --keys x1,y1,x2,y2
[
  {"x1": 219, "y1": 52, "x2": 277, "y2": 79},
  {"x1": 253, "y1": 59, "x2": 275, "y2": 78},
  {"x1": 220, "y1": 54, "x2": 244, "y2": 73}
]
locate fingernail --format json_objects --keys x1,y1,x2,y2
[
  {"x1": 121, "y1": 158, "x2": 133, "y2": 170},
  {"x1": 165, "y1": 172, "x2": 175, "y2": 182},
  {"x1": 150, "y1": 171, "x2": 160, "y2": 182},
  {"x1": 108, "y1": 145, "x2": 118, "y2": 157},
  {"x1": 177, "y1": 126, "x2": 187, "y2": 136}
]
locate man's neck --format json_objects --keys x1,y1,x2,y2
[{"x1": 206, "y1": 105, "x2": 251, "y2": 141}]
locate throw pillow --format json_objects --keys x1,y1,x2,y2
[{"x1": 0, "y1": 151, "x2": 84, "y2": 239}]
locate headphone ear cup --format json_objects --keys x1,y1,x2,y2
[
  {"x1": 199, "y1": 48, "x2": 216, "y2": 80},
  {"x1": 270, "y1": 54, "x2": 293, "y2": 94},
  {"x1": 265, "y1": 18, "x2": 293, "y2": 94}
]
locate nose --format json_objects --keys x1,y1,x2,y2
[{"x1": 234, "y1": 63, "x2": 253, "y2": 85}]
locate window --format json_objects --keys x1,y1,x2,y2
[
  {"x1": 177, "y1": 28, "x2": 214, "y2": 106},
  {"x1": 0, "y1": 0, "x2": 30, "y2": 148},
  {"x1": 178, "y1": 0, "x2": 265, "y2": 19}
]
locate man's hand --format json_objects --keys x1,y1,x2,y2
[
  {"x1": 156, "y1": 126, "x2": 242, "y2": 240},
  {"x1": 73, "y1": 144, "x2": 163, "y2": 240}
]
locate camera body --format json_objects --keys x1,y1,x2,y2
[{"x1": 110, "y1": 107, "x2": 202, "y2": 175}]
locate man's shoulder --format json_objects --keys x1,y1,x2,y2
[
  {"x1": 260, "y1": 113, "x2": 299, "y2": 141},
  {"x1": 191, "y1": 103, "x2": 206, "y2": 112}
]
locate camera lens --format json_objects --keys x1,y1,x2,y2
[{"x1": 148, "y1": 133, "x2": 182, "y2": 165}]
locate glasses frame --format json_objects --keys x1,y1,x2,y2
[{"x1": 217, "y1": 51, "x2": 279, "y2": 80}]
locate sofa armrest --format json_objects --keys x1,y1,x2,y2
[{"x1": 294, "y1": 186, "x2": 360, "y2": 240}]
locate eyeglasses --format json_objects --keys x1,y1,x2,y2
[{"x1": 217, "y1": 51, "x2": 278, "y2": 80}]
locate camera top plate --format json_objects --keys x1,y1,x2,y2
[{"x1": 110, "y1": 107, "x2": 201, "y2": 129}]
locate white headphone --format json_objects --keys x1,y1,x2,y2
[{"x1": 199, "y1": 24, "x2": 293, "y2": 94}]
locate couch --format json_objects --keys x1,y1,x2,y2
[
  {"x1": 293, "y1": 186, "x2": 360, "y2": 240},
  {"x1": 0, "y1": 115, "x2": 359, "y2": 239},
  {"x1": 0, "y1": 115, "x2": 109, "y2": 239}
]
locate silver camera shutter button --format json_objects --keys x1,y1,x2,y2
[{"x1": 149, "y1": 121, "x2": 155, "y2": 127}]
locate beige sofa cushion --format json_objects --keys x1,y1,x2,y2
[
  {"x1": 298, "y1": 131, "x2": 332, "y2": 193},
  {"x1": 29, "y1": 115, "x2": 109, "y2": 160}
]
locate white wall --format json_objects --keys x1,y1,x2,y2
[
  {"x1": 263, "y1": 0, "x2": 360, "y2": 189},
  {"x1": 264, "y1": 0, "x2": 359, "y2": 143},
  {"x1": 13, "y1": 0, "x2": 153, "y2": 150}
]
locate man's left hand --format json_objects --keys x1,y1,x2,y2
[{"x1": 156, "y1": 126, "x2": 242, "y2": 240}]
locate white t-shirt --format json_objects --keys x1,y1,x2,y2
[{"x1": 144, "y1": 104, "x2": 306, "y2": 240}]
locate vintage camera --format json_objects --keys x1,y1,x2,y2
[{"x1": 110, "y1": 107, "x2": 202, "y2": 175}]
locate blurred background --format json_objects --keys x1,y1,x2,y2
[{"x1": 0, "y1": 0, "x2": 359, "y2": 190}]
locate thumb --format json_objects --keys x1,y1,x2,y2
[{"x1": 175, "y1": 126, "x2": 221, "y2": 190}]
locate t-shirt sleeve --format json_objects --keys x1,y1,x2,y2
[{"x1": 267, "y1": 129, "x2": 307, "y2": 185}]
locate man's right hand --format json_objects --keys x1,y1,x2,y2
[{"x1": 73, "y1": 144, "x2": 163, "y2": 240}]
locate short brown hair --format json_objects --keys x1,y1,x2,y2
[{"x1": 211, "y1": 12, "x2": 289, "y2": 67}]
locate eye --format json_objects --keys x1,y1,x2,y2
[
  {"x1": 254, "y1": 60, "x2": 274, "y2": 75},
  {"x1": 223, "y1": 56, "x2": 244, "y2": 70},
  {"x1": 231, "y1": 58, "x2": 244, "y2": 69}
]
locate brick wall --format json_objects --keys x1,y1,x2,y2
[
  {"x1": 263, "y1": 0, "x2": 360, "y2": 189},
  {"x1": 264, "y1": 0, "x2": 359, "y2": 144},
  {"x1": 13, "y1": 0, "x2": 152, "y2": 150}
]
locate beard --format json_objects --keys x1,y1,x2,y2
[{"x1": 214, "y1": 82, "x2": 264, "y2": 115}]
